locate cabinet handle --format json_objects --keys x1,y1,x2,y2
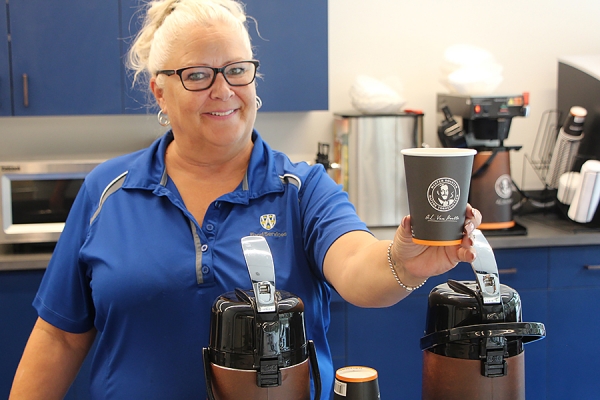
[
  {"x1": 584, "y1": 265, "x2": 600, "y2": 270},
  {"x1": 22, "y1": 74, "x2": 29, "y2": 107},
  {"x1": 498, "y1": 268, "x2": 518, "y2": 275}
]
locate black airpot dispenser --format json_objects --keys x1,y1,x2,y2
[
  {"x1": 203, "y1": 236, "x2": 321, "y2": 400},
  {"x1": 420, "y1": 230, "x2": 545, "y2": 400}
]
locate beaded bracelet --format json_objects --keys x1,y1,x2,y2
[{"x1": 387, "y1": 241, "x2": 427, "y2": 292}]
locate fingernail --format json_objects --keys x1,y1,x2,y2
[
  {"x1": 401, "y1": 216, "x2": 409, "y2": 229},
  {"x1": 464, "y1": 221, "x2": 474, "y2": 234}
]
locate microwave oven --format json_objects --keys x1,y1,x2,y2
[{"x1": 0, "y1": 159, "x2": 104, "y2": 244}]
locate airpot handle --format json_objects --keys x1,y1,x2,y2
[
  {"x1": 470, "y1": 229, "x2": 502, "y2": 304},
  {"x1": 241, "y1": 236, "x2": 277, "y2": 313},
  {"x1": 241, "y1": 236, "x2": 282, "y2": 388}
]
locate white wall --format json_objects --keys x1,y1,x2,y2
[
  {"x1": 2, "y1": 0, "x2": 600, "y2": 190},
  {"x1": 318, "y1": 0, "x2": 600, "y2": 191}
]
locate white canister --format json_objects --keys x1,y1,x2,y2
[{"x1": 568, "y1": 160, "x2": 600, "y2": 223}]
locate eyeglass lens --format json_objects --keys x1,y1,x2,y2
[{"x1": 180, "y1": 61, "x2": 256, "y2": 91}]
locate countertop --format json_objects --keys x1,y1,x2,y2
[
  {"x1": 2, "y1": 210, "x2": 600, "y2": 272},
  {"x1": 371, "y1": 209, "x2": 600, "y2": 249}
]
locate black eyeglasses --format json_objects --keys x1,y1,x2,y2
[{"x1": 155, "y1": 60, "x2": 259, "y2": 92}]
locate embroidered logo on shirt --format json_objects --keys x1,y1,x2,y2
[{"x1": 260, "y1": 214, "x2": 276, "y2": 230}]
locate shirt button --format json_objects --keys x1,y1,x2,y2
[
  {"x1": 201, "y1": 244, "x2": 208, "y2": 252},
  {"x1": 201, "y1": 266, "x2": 210, "y2": 274},
  {"x1": 206, "y1": 224, "x2": 214, "y2": 232}
]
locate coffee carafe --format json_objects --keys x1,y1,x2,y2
[
  {"x1": 420, "y1": 230, "x2": 545, "y2": 400},
  {"x1": 203, "y1": 236, "x2": 321, "y2": 400}
]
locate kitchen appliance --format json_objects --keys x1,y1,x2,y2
[
  {"x1": 203, "y1": 236, "x2": 321, "y2": 400},
  {"x1": 420, "y1": 230, "x2": 546, "y2": 400},
  {"x1": 333, "y1": 111, "x2": 424, "y2": 227},
  {"x1": 0, "y1": 158, "x2": 103, "y2": 245},
  {"x1": 437, "y1": 93, "x2": 529, "y2": 234}
]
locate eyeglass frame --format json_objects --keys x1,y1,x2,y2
[{"x1": 155, "y1": 60, "x2": 260, "y2": 92}]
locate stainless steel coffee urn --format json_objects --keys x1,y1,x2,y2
[
  {"x1": 333, "y1": 111, "x2": 424, "y2": 227},
  {"x1": 203, "y1": 237, "x2": 321, "y2": 400},
  {"x1": 420, "y1": 230, "x2": 545, "y2": 400}
]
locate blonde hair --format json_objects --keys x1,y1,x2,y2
[{"x1": 126, "y1": 0, "x2": 252, "y2": 93}]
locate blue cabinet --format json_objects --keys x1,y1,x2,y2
[
  {"x1": 1, "y1": 1, "x2": 122, "y2": 116},
  {"x1": 1, "y1": 1, "x2": 327, "y2": 116},
  {"x1": 120, "y1": 0, "x2": 328, "y2": 113},
  {"x1": 0, "y1": 270, "x2": 43, "y2": 398},
  {"x1": 243, "y1": 1, "x2": 328, "y2": 112},
  {"x1": 0, "y1": 270, "x2": 93, "y2": 399},
  {"x1": 546, "y1": 246, "x2": 600, "y2": 400}
]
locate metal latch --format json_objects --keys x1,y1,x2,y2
[
  {"x1": 257, "y1": 357, "x2": 282, "y2": 387},
  {"x1": 480, "y1": 337, "x2": 508, "y2": 377}
]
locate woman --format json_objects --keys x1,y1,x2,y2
[{"x1": 10, "y1": 0, "x2": 481, "y2": 399}]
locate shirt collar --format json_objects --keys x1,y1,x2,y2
[{"x1": 123, "y1": 129, "x2": 284, "y2": 203}]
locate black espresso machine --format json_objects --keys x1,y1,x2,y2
[{"x1": 436, "y1": 93, "x2": 529, "y2": 235}]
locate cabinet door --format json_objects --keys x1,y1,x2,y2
[
  {"x1": 120, "y1": 0, "x2": 328, "y2": 113},
  {"x1": 243, "y1": 1, "x2": 328, "y2": 112},
  {"x1": 547, "y1": 287, "x2": 599, "y2": 400},
  {"x1": 546, "y1": 246, "x2": 600, "y2": 400},
  {"x1": 0, "y1": 4, "x2": 10, "y2": 116},
  {"x1": 549, "y1": 245, "x2": 600, "y2": 289},
  {"x1": 0, "y1": 270, "x2": 94, "y2": 399},
  {"x1": 346, "y1": 293, "x2": 429, "y2": 400},
  {"x1": 9, "y1": 0, "x2": 122, "y2": 115},
  {"x1": 0, "y1": 270, "x2": 44, "y2": 399}
]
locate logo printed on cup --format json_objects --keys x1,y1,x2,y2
[{"x1": 427, "y1": 177, "x2": 460, "y2": 212}]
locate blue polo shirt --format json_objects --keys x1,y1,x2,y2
[{"x1": 34, "y1": 130, "x2": 369, "y2": 399}]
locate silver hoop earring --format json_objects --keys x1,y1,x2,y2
[
  {"x1": 256, "y1": 96, "x2": 262, "y2": 110},
  {"x1": 157, "y1": 110, "x2": 170, "y2": 127}
]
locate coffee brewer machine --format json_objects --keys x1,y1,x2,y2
[
  {"x1": 203, "y1": 236, "x2": 321, "y2": 400},
  {"x1": 437, "y1": 93, "x2": 529, "y2": 234}
]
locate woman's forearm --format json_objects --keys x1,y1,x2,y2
[{"x1": 9, "y1": 317, "x2": 96, "y2": 400}]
